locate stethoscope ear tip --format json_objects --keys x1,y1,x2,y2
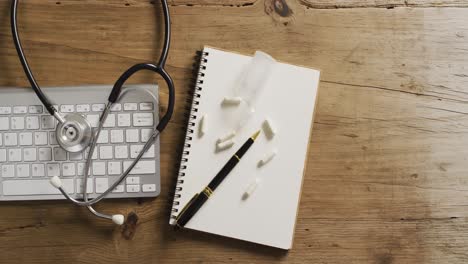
[
  {"x1": 50, "y1": 176, "x2": 62, "y2": 189},
  {"x1": 112, "y1": 214, "x2": 125, "y2": 225}
]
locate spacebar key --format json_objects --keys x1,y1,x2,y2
[{"x1": 3, "y1": 179, "x2": 74, "y2": 196}]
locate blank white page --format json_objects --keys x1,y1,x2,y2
[{"x1": 170, "y1": 46, "x2": 320, "y2": 249}]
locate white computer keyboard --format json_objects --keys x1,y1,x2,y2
[{"x1": 0, "y1": 85, "x2": 161, "y2": 201}]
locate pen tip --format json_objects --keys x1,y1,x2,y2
[{"x1": 251, "y1": 130, "x2": 261, "y2": 141}]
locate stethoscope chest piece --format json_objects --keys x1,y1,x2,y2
[{"x1": 56, "y1": 113, "x2": 93, "y2": 153}]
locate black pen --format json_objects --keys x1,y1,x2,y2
[{"x1": 175, "y1": 130, "x2": 261, "y2": 227}]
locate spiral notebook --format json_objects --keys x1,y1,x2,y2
[{"x1": 170, "y1": 46, "x2": 320, "y2": 249}]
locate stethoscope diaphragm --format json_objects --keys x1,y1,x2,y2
[{"x1": 56, "y1": 113, "x2": 93, "y2": 153}]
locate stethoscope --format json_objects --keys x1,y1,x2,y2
[{"x1": 10, "y1": 0, "x2": 175, "y2": 225}]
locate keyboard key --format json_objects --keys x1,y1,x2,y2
[
  {"x1": 141, "y1": 129, "x2": 153, "y2": 142},
  {"x1": 142, "y1": 184, "x2": 156, "y2": 192},
  {"x1": 112, "y1": 185, "x2": 125, "y2": 193},
  {"x1": 126, "y1": 176, "x2": 140, "y2": 184},
  {"x1": 34, "y1": 132, "x2": 48, "y2": 145},
  {"x1": 133, "y1": 113, "x2": 153, "y2": 127},
  {"x1": 41, "y1": 116, "x2": 56, "y2": 129},
  {"x1": 127, "y1": 185, "x2": 140, "y2": 193},
  {"x1": 26, "y1": 116, "x2": 40, "y2": 130},
  {"x1": 86, "y1": 114, "x2": 100, "y2": 128},
  {"x1": 62, "y1": 163, "x2": 76, "y2": 177},
  {"x1": 92, "y1": 162, "x2": 106, "y2": 176},
  {"x1": 126, "y1": 129, "x2": 139, "y2": 143},
  {"x1": 13, "y1": 106, "x2": 27, "y2": 114},
  {"x1": 84, "y1": 149, "x2": 97, "y2": 160},
  {"x1": 110, "y1": 104, "x2": 122, "y2": 112},
  {"x1": 1, "y1": 165, "x2": 15, "y2": 178},
  {"x1": 92, "y1": 104, "x2": 105, "y2": 112},
  {"x1": 3, "y1": 179, "x2": 74, "y2": 195},
  {"x1": 32, "y1": 164, "x2": 45, "y2": 177},
  {"x1": 130, "y1": 144, "x2": 155, "y2": 158},
  {"x1": 29, "y1": 105, "x2": 43, "y2": 114},
  {"x1": 4, "y1": 133, "x2": 17, "y2": 146},
  {"x1": 0, "y1": 107, "x2": 11, "y2": 115},
  {"x1": 103, "y1": 114, "x2": 115, "y2": 128},
  {"x1": 110, "y1": 129, "x2": 124, "y2": 143},
  {"x1": 123, "y1": 160, "x2": 156, "y2": 175},
  {"x1": 8, "y1": 149, "x2": 21, "y2": 162},
  {"x1": 117, "y1": 113, "x2": 131, "y2": 127},
  {"x1": 95, "y1": 178, "x2": 109, "y2": 193},
  {"x1": 77, "y1": 162, "x2": 86, "y2": 176},
  {"x1": 17, "y1": 164, "x2": 30, "y2": 178},
  {"x1": 38, "y1": 148, "x2": 52, "y2": 161},
  {"x1": 124, "y1": 103, "x2": 138, "y2": 111},
  {"x1": 0, "y1": 133, "x2": 2, "y2": 146},
  {"x1": 23, "y1": 148, "x2": 37, "y2": 161},
  {"x1": 11, "y1": 117, "x2": 25, "y2": 130},
  {"x1": 108, "y1": 161, "x2": 121, "y2": 175},
  {"x1": 77, "y1": 178, "x2": 93, "y2": 194},
  {"x1": 99, "y1": 146, "x2": 113, "y2": 160},
  {"x1": 115, "y1": 145, "x2": 128, "y2": 159},
  {"x1": 47, "y1": 163, "x2": 60, "y2": 176},
  {"x1": 60, "y1": 105, "x2": 75, "y2": 113},
  {"x1": 53, "y1": 147, "x2": 67, "y2": 161},
  {"x1": 76, "y1": 104, "x2": 90, "y2": 113},
  {"x1": 19, "y1": 132, "x2": 33, "y2": 146},
  {"x1": 0, "y1": 117, "x2": 8, "y2": 130},
  {"x1": 49, "y1": 132, "x2": 58, "y2": 145},
  {"x1": 69, "y1": 152, "x2": 83, "y2": 161},
  {"x1": 139, "y1": 102, "x2": 153, "y2": 110},
  {"x1": 97, "y1": 130, "x2": 109, "y2": 143},
  {"x1": 0, "y1": 149, "x2": 6, "y2": 162}
]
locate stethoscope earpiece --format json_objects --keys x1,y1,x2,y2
[{"x1": 112, "y1": 215, "x2": 125, "y2": 225}]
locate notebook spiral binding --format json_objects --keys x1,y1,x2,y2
[{"x1": 170, "y1": 50, "x2": 209, "y2": 220}]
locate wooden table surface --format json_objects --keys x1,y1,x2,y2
[{"x1": 1, "y1": 0, "x2": 468, "y2": 263}]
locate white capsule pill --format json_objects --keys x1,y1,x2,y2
[
  {"x1": 199, "y1": 114, "x2": 208, "y2": 137},
  {"x1": 259, "y1": 150, "x2": 277, "y2": 167},
  {"x1": 222, "y1": 97, "x2": 243, "y2": 106},
  {"x1": 217, "y1": 130, "x2": 236, "y2": 143},
  {"x1": 217, "y1": 139, "x2": 234, "y2": 150},
  {"x1": 242, "y1": 178, "x2": 260, "y2": 200},
  {"x1": 263, "y1": 118, "x2": 277, "y2": 139}
]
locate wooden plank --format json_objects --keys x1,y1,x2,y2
[
  {"x1": 298, "y1": 0, "x2": 468, "y2": 9},
  {"x1": 0, "y1": 0, "x2": 468, "y2": 263},
  {"x1": 299, "y1": 0, "x2": 468, "y2": 8},
  {"x1": 299, "y1": 0, "x2": 404, "y2": 8}
]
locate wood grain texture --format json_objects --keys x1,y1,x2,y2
[
  {"x1": 1, "y1": 0, "x2": 468, "y2": 263},
  {"x1": 299, "y1": 0, "x2": 468, "y2": 8}
]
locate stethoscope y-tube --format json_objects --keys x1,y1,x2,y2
[{"x1": 11, "y1": 0, "x2": 175, "y2": 225}]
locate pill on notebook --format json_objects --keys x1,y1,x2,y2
[
  {"x1": 259, "y1": 150, "x2": 277, "y2": 167},
  {"x1": 199, "y1": 114, "x2": 208, "y2": 137},
  {"x1": 242, "y1": 178, "x2": 260, "y2": 200},
  {"x1": 217, "y1": 139, "x2": 234, "y2": 150},
  {"x1": 263, "y1": 118, "x2": 277, "y2": 139},
  {"x1": 222, "y1": 97, "x2": 242, "y2": 106},
  {"x1": 217, "y1": 130, "x2": 236, "y2": 143}
]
